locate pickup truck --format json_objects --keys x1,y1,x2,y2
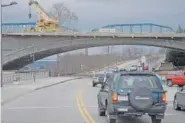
[
  {"x1": 166, "y1": 71, "x2": 185, "y2": 87},
  {"x1": 155, "y1": 62, "x2": 185, "y2": 87}
]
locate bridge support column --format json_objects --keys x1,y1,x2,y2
[
  {"x1": 85, "y1": 48, "x2": 88, "y2": 56},
  {"x1": 57, "y1": 54, "x2": 60, "y2": 76}
]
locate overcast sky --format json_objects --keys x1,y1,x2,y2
[
  {"x1": 2, "y1": 0, "x2": 185, "y2": 30},
  {"x1": 2, "y1": 0, "x2": 184, "y2": 59}
]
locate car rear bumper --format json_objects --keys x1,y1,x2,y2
[
  {"x1": 93, "y1": 80, "x2": 104, "y2": 84},
  {"x1": 111, "y1": 103, "x2": 167, "y2": 117},
  {"x1": 93, "y1": 81, "x2": 103, "y2": 84}
]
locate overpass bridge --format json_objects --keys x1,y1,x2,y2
[{"x1": 2, "y1": 23, "x2": 185, "y2": 70}]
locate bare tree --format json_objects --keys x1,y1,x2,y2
[
  {"x1": 49, "y1": 2, "x2": 78, "y2": 25},
  {"x1": 70, "y1": 12, "x2": 78, "y2": 22},
  {"x1": 176, "y1": 25, "x2": 183, "y2": 33}
]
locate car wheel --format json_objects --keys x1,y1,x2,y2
[
  {"x1": 173, "y1": 97, "x2": 181, "y2": 110},
  {"x1": 167, "y1": 80, "x2": 173, "y2": 87},
  {"x1": 151, "y1": 116, "x2": 162, "y2": 123},
  {"x1": 97, "y1": 98, "x2": 105, "y2": 116},
  {"x1": 105, "y1": 104, "x2": 116, "y2": 123},
  {"x1": 98, "y1": 106, "x2": 105, "y2": 116}
]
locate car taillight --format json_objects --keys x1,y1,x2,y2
[
  {"x1": 143, "y1": 66, "x2": 148, "y2": 70},
  {"x1": 112, "y1": 92, "x2": 118, "y2": 103},
  {"x1": 162, "y1": 92, "x2": 167, "y2": 103}
]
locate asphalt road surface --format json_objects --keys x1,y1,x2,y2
[{"x1": 2, "y1": 78, "x2": 185, "y2": 123}]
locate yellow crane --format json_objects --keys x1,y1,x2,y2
[{"x1": 26, "y1": 0, "x2": 61, "y2": 32}]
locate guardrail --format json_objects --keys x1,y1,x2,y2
[{"x1": 2, "y1": 71, "x2": 49, "y2": 85}]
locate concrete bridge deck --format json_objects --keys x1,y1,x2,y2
[
  {"x1": 2, "y1": 32, "x2": 185, "y2": 40},
  {"x1": 2, "y1": 32, "x2": 185, "y2": 70}
]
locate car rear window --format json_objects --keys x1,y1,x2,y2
[{"x1": 118, "y1": 75, "x2": 159, "y2": 90}]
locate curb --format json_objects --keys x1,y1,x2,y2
[
  {"x1": 1, "y1": 77, "x2": 83, "y2": 105},
  {"x1": 34, "y1": 77, "x2": 82, "y2": 91}
]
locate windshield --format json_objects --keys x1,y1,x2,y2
[{"x1": 118, "y1": 75, "x2": 159, "y2": 90}]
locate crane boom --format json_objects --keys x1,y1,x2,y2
[
  {"x1": 26, "y1": 0, "x2": 61, "y2": 32},
  {"x1": 28, "y1": 0, "x2": 58, "y2": 23}
]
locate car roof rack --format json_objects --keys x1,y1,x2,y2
[{"x1": 120, "y1": 71, "x2": 155, "y2": 75}]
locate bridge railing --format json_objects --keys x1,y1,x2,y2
[
  {"x1": 91, "y1": 23, "x2": 174, "y2": 34},
  {"x1": 2, "y1": 22, "x2": 78, "y2": 33}
]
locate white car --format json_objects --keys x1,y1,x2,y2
[{"x1": 130, "y1": 65, "x2": 137, "y2": 71}]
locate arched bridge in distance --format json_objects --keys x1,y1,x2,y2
[
  {"x1": 91, "y1": 23, "x2": 174, "y2": 33},
  {"x1": 2, "y1": 22, "x2": 185, "y2": 70}
]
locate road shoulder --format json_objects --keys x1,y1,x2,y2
[{"x1": 1, "y1": 76, "x2": 82, "y2": 105}]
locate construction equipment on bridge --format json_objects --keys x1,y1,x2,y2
[{"x1": 24, "y1": 0, "x2": 61, "y2": 32}]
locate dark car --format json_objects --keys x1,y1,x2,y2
[
  {"x1": 92, "y1": 73, "x2": 106, "y2": 87},
  {"x1": 173, "y1": 85, "x2": 185, "y2": 111},
  {"x1": 97, "y1": 71, "x2": 167, "y2": 123},
  {"x1": 119, "y1": 68, "x2": 127, "y2": 72}
]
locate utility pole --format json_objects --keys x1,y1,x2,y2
[
  {"x1": 107, "y1": 46, "x2": 110, "y2": 55},
  {"x1": 30, "y1": 53, "x2": 35, "y2": 82},
  {"x1": 111, "y1": 46, "x2": 114, "y2": 54}
]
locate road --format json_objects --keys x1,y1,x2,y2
[{"x1": 2, "y1": 78, "x2": 185, "y2": 123}]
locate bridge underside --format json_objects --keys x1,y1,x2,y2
[{"x1": 2, "y1": 36, "x2": 185, "y2": 70}]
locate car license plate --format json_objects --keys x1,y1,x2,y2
[
  {"x1": 118, "y1": 96, "x2": 128, "y2": 101},
  {"x1": 117, "y1": 108, "x2": 128, "y2": 112}
]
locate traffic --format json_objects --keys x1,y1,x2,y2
[
  {"x1": 92, "y1": 58, "x2": 185, "y2": 123},
  {"x1": 1, "y1": 0, "x2": 185, "y2": 123},
  {"x1": 1, "y1": 57, "x2": 185, "y2": 123}
]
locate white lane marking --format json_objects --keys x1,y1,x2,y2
[
  {"x1": 165, "y1": 113, "x2": 180, "y2": 116},
  {"x1": 4, "y1": 105, "x2": 97, "y2": 110},
  {"x1": 5, "y1": 106, "x2": 73, "y2": 110}
]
